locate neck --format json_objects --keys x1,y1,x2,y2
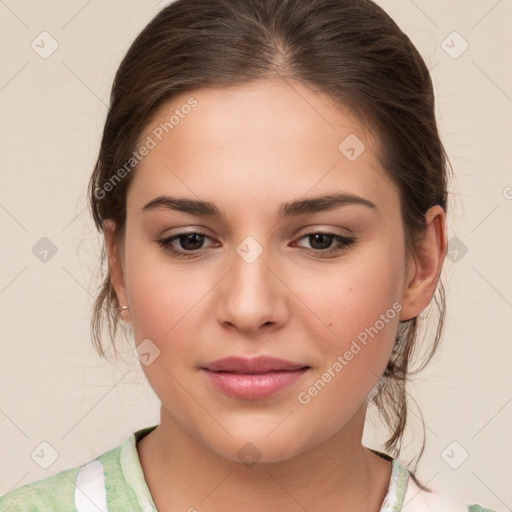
[{"x1": 137, "y1": 404, "x2": 392, "y2": 512}]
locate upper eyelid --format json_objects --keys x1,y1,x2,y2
[
  {"x1": 162, "y1": 230, "x2": 354, "y2": 248},
  {"x1": 293, "y1": 233, "x2": 355, "y2": 250},
  {"x1": 163, "y1": 228, "x2": 350, "y2": 239},
  {"x1": 164, "y1": 231, "x2": 218, "y2": 246}
]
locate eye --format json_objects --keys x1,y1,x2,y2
[
  {"x1": 157, "y1": 231, "x2": 218, "y2": 257},
  {"x1": 157, "y1": 230, "x2": 356, "y2": 259},
  {"x1": 295, "y1": 232, "x2": 356, "y2": 256}
]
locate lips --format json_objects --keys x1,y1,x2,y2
[{"x1": 201, "y1": 356, "x2": 310, "y2": 400}]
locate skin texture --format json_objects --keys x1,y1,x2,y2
[{"x1": 104, "y1": 79, "x2": 446, "y2": 511}]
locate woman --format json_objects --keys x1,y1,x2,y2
[{"x1": 0, "y1": 0, "x2": 497, "y2": 510}]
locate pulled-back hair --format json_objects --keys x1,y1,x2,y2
[{"x1": 88, "y1": 0, "x2": 450, "y2": 470}]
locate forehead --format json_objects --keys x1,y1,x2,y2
[
  {"x1": 129, "y1": 79, "x2": 398, "y2": 215},
  {"x1": 141, "y1": 79, "x2": 373, "y2": 153}
]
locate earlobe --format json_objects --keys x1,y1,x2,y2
[
  {"x1": 103, "y1": 220, "x2": 131, "y2": 323},
  {"x1": 399, "y1": 205, "x2": 447, "y2": 321}
]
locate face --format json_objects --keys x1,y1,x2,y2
[{"x1": 106, "y1": 79, "x2": 437, "y2": 463}]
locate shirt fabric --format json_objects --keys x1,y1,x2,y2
[{"x1": 0, "y1": 425, "x2": 497, "y2": 512}]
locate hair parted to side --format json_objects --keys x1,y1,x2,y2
[{"x1": 88, "y1": 0, "x2": 451, "y2": 470}]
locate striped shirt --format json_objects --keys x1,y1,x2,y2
[{"x1": 0, "y1": 425, "x2": 497, "y2": 512}]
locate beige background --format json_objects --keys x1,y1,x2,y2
[{"x1": 0, "y1": 0, "x2": 511, "y2": 509}]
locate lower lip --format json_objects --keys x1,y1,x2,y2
[{"x1": 202, "y1": 368, "x2": 309, "y2": 400}]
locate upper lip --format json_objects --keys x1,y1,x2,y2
[{"x1": 202, "y1": 356, "x2": 309, "y2": 373}]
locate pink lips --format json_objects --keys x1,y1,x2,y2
[{"x1": 201, "y1": 356, "x2": 310, "y2": 400}]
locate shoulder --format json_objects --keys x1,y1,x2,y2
[
  {"x1": 0, "y1": 454, "x2": 117, "y2": 512},
  {"x1": 0, "y1": 465, "x2": 81, "y2": 511},
  {"x1": 378, "y1": 453, "x2": 498, "y2": 512},
  {"x1": 0, "y1": 427, "x2": 154, "y2": 512},
  {"x1": 402, "y1": 472, "x2": 498, "y2": 512}
]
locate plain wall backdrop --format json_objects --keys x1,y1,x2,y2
[{"x1": 0, "y1": 0, "x2": 511, "y2": 509}]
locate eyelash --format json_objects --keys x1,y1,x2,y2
[{"x1": 157, "y1": 231, "x2": 356, "y2": 259}]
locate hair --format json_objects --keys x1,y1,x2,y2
[{"x1": 88, "y1": 0, "x2": 450, "y2": 472}]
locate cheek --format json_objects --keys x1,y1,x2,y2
[
  {"x1": 124, "y1": 255, "x2": 213, "y2": 415},
  {"x1": 292, "y1": 240, "x2": 406, "y2": 340},
  {"x1": 291, "y1": 242, "x2": 405, "y2": 405},
  {"x1": 123, "y1": 235, "x2": 215, "y2": 343}
]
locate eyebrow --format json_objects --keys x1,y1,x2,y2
[{"x1": 141, "y1": 192, "x2": 378, "y2": 219}]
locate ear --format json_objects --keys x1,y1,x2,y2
[
  {"x1": 399, "y1": 205, "x2": 447, "y2": 321},
  {"x1": 103, "y1": 220, "x2": 131, "y2": 324}
]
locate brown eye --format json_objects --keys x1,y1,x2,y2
[
  {"x1": 308, "y1": 233, "x2": 335, "y2": 250},
  {"x1": 177, "y1": 233, "x2": 206, "y2": 251},
  {"x1": 295, "y1": 232, "x2": 356, "y2": 257},
  {"x1": 157, "y1": 231, "x2": 219, "y2": 259}
]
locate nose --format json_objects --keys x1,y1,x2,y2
[{"x1": 215, "y1": 241, "x2": 289, "y2": 334}]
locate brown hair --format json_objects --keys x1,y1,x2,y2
[{"x1": 88, "y1": 0, "x2": 450, "y2": 471}]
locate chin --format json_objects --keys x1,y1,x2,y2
[
  {"x1": 200, "y1": 423, "x2": 324, "y2": 467},
  {"x1": 216, "y1": 438, "x2": 303, "y2": 466}
]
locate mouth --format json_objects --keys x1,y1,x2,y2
[{"x1": 201, "y1": 356, "x2": 310, "y2": 400}]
